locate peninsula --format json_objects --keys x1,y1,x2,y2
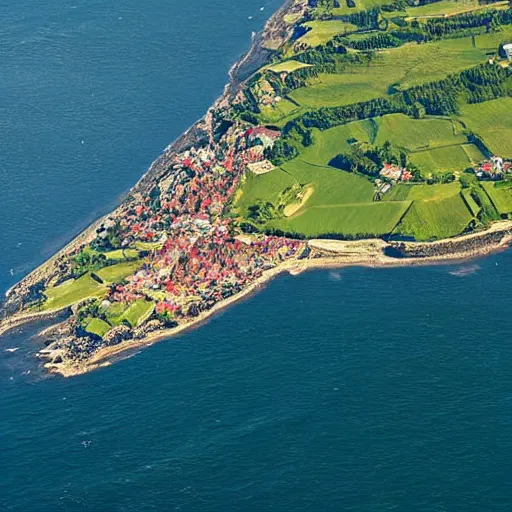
[{"x1": 1, "y1": 0, "x2": 512, "y2": 377}]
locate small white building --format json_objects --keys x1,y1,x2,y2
[{"x1": 502, "y1": 43, "x2": 512, "y2": 59}]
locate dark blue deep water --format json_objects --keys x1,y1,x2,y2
[{"x1": 2, "y1": 2, "x2": 512, "y2": 511}]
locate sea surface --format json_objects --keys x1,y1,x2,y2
[{"x1": 1, "y1": 1, "x2": 512, "y2": 511}]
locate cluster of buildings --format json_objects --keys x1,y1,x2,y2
[
  {"x1": 96, "y1": 122, "x2": 303, "y2": 321},
  {"x1": 475, "y1": 156, "x2": 511, "y2": 180},
  {"x1": 379, "y1": 164, "x2": 413, "y2": 182}
]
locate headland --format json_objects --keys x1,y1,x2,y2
[{"x1": 1, "y1": 0, "x2": 512, "y2": 377}]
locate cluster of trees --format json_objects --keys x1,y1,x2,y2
[
  {"x1": 308, "y1": 0, "x2": 341, "y2": 19},
  {"x1": 341, "y1": 32, "x2": 403, "y2": 50},
  {"x1": 72, "y1": 251, "x2": 108, "y2": 276},
  {"x1": 340, "y1": 8, "x2": 382, "y2": 28},
  {"x1": 405, "y1": 63, "x2": 511, "y2": 115},
  {"x1": 329, "y1": 140, "x2": 422, "y2": 180},
  {"x1": 411, "y1": 8, "x2": 512, "y2": 40}
]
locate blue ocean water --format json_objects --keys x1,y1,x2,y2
[{"x1": 2, "y1": 1, "x2": 512, "y2": 511}]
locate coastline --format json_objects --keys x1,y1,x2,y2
[
  {"x1": 2, "y1": 0, "x2": 512, "y2": 378},
  {"x1": 40, "y1": 220, "x2": 512, "y2": 377}
]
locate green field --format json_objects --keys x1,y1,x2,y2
[
  {"x1": 105, "y1": 299, "x2": 155, "y2": 328},
  {"x1": 95, "y1": 261, "x2": 142, "y2": 284},
  {"x1": 482, "y1": 182, "x2": 512, "y2": 216},
  {"x1": 258, "y1": 98, "x2": 305, "y2": 126},
  {"x1": 404, "y1": 0, "x2": 507, "y2": 18},
  {"x1": 299, "y1": 20, "x2": 358, "y2": 46},
  {"x1": 121, "y1": 300, "x2": 155, "y2": 328},
  {"x1": 458, "y1": 98, "x2": 512, "y2": 159},
  {"x1": 85, "y1": 318, "x2": 111, "y2": 338},
  {"x1": 266, "y1": 60, "x2": 312, "y2": 73},
  {"x1": 103, "y1": 249, "x2": 140, "y2": 261},
  {"x1": 288, "y1": 30, "x2": 511, "y2": 111},
  {"x1": 268, "y1": 201, "x2": 410, "y2": 237},
  {"x1": 297, "y1": 114, "x2": 474, "y2": 177},
  {"x1": 42, "y1": 274, "x2": 106, "y2": 311},
  {"x1": 396, "y1": 191, "x2": 473, "y2": 240},
  {"x1": 408, "y1": 145, "x2": 478, "y2": 174},
  {"x1": 462, "y1": 188, "x2": 481, "y2": 217},
  {"x1": 332, "y1": 0, "x2": 397, "y2": 16}
]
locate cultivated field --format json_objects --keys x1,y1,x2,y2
[
  {"x1": 299, "y1": 20, "x2": 358, "y2": 46},
  {"x1": 289, "y1": 30, "x2": 512, "y2": 110},
  {"x1": 458, "y1": 98, "x2": 512, "y2": 159}
]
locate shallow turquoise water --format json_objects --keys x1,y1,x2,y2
[{"x1": 2, "y1": 1, "x2": 512, "y2": 511}]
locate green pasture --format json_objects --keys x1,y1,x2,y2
[
  {"x1": 105, "y1": 300, "x2": 155, "y2": 328},
  {"x1": 332, "y1": 0, "x2": 397, "y2": 16},
  {"x1": 288, "y1": 31, "x2": 511, "y2": 111},
  {"x1": 396, "y1": 191, "x2": 473, "y2": 240},
  {"x1": 95, "y1": 261, "x2": 142, "y2": 284},
  {"x1": 458, "y1": 98, "x2": 512, "y2": 159},
  {"x1": 258, "y1": 98, "x2": 305, "y2": 126},
  {"x1": 409, "y1": 145, "x2": 479, "y2": 174},
  {"x1": 42, "y1": 274, "x2": 106, "y2": 311},
  {"x1": 121, "y1": 300, "x2": 155, "y2": 328},
  {"x1": 482, "y1": 182, "x2": 512, "y2": 216},
  {"x1": 403, "y1": 0, "x2": 504, "y2": 19},
  {"x1": 462, "y1": 188, "x2": 481, "y2": 217},
  {"x1": 268, "y1": 201, "x2": 411, "y2": 237},
  {"x1": 103, "y1": 249, "x2": 139, "y2": 261},
  {"x1": 266, "y1": 60, "x2": 312, "y2": 74},
  {"x1": 85, "y1": 318, "x2": 111, "y2": 338},
  {"x1": 299, "y1": 20, "x2": 358, "y2": 47}
]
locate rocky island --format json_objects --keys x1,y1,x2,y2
[{"x1": 1, "y1": 0, "x2": 512, "y2": 376}]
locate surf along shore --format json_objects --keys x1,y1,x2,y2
[{"x1": 2, "y1": 0, "x2": 512, "y2": 378}]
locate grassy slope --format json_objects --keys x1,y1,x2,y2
[
  {"x1": 458, "y1": 98, "x2": 512, "y2": 159},
  {"x1": 300, "y1": 20, "x2": 358, "y2": 46},
  {"x1": 85, "y1": 318, "x2": 111, "y2": 338},
  {"x1": 482, "y1": 182, "x2": 512, "y2": 215},
  {"x1": 95, "y1": 261, "x2": 142, "y2": 284},
  {"x1": 266, "y1": 60, "x2": 312, "y2": 73},
  {"x1": 397, "y1": 192, "x2": 473, "y2": 240},
  {"x1": 289, "y1": 30, "x2": 512, "y2": 109},
  {"x1": 42, "y1": 274, "x2": 106, "y2": 311}
]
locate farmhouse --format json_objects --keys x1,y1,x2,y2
[
  {"x1": 246, "y1": 127, "x2": 281, "y2": 148},
  {"x1": 475, "y1": 156, "x2": 512, "y2": 179},
  {"x1": 379, "y1": 163, "x2": 412, "y2": 182}
]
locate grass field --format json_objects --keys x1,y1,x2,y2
[
  {"x1": 266, "y1": 60, "x2": 312, "y2": 74},
  {"x1": 258, "y1": 98, "x2": 305, "y2": 126},
  {"x1": 85, "y1": 318, "x2": 111, "y2": 338},
  {"x1": 42, "y1": 274, "x2": 106, "y2": 311},
  {"x1": 332, "y1": 0, "x2": 397, "y2": 16},
  {"x1": 458, "y1": 98, "x2": 512, "y2": 159},
  {"x1": 95, "y1": 261, "x2": 142, "y2": 284},
  {"x1": 297, "y1": 115, "x2": 472, "y2": 177},
  {"x1": 299, "y1": 20, "x2": 358, "y2": 46},
  {"x1": 408, "y1": 145, "x2": 476, "y2": 174},
  {"x1": 268, "y1": 201, "x2": 411, "y2": 237},
  {"x1": 105, "y1": 299, "x2": 155, "y2": 328},
  {"x1": 404, "y1": 0, "x2": 508, "y2": 19},
  {"x1": 121, "y1": 300, "x2": 155, "y2": 328},
  {"x1": 482, "y1": 182, "x2": 512, "y2": 216},
  {"x1": 288, "y1": 30, "x2": 512, "y2": 110},
  {"x1": 396, "y1": 192, "x2": 473, "y2": 240},
  {"x1": 462, "y1": 188, "x2": 481, "y2": 217},
  {"x1": 103, "y1": 249, "x2": 139, "y2": 261}
]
